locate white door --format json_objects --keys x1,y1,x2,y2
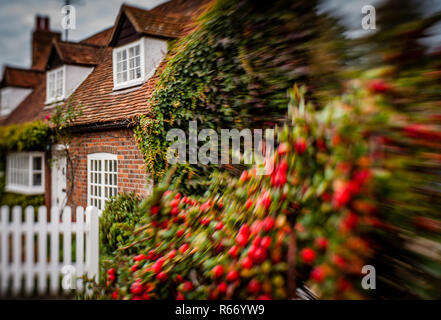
[{"x1": 52, "y1": 154, "x2": 67, "y2": 208}]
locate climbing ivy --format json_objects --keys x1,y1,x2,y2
[{"x1": 134, "y1": 0, "x2": 344, "y2": 184}]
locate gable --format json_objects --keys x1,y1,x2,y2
[
  {"x1": 110, "y1": 13, "x2": 141, "y2": 48},
  {"x1": 46, "y1": 45, "x2": 63, "y2": 70}
]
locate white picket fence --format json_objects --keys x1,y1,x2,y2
[{"x1": 0, "y1": 205, "x2": 99, "y2": 297}]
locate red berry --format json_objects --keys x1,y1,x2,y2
[
  {"x1": 170, "y1": 199, "x2": 180, "y2": 207},
  {"x1": 212, "y1": 265, "x2": 224, "y2": 279},
  {"x1": 176, "y1": 292, "x2": 185, "y2": 300},
  {"x1": 215, "y1": 222, "x2": 224, "y2": 231},
  {"x1": 167, "y1": 249, "x2": 177, "y2": 259},
  {"x1": 310, "y1": 266, "x2": 325, "y2": 283},
  {"x1": 368, "y1": 79, "x2": 390, "y2": 93},
  {"x1": 252, "y1": 236, "x2": 262, "y2": 247},
  {"x1": 179, "y1": 243, "x2": 189, "y2": 253},
  {"x1": 263, "y1": 217, "x2": 275, "y2": 232},
  {"x1": 107, "y1": 268, "x2": 115, "y2": 275},
  {"x1": 277, "y1": 142, "x2": 289, "y2": 155},
  {"x1": 131, "y1": 264, "x2": 139, "y2": 272},
  {"x1": 130, "y1": 280, "x2": 144, "y2": 296},
  {"x1": 300, "y1": 247, "x2": 316, "y2": 264},
  {"x1": 261, "y1": 236, "x2": 271, "y2": 248},
  {"x1": 228, "y1": 245, "x2": 239, "y2": 258},
  {"x1": 236, "y1": 233, "x2": 248, "y2": 247},
  {"x1": 141, "y1": 292, "x2": 151, "y2": 300},
  {"x1": 218, "y1": 282, "x2": 227, "y2": 294},
  {"x1": 295, "y1": 138, "x2": 307, "y2": 154},
  {"x1": 183, "y1": 281, "x2": 193, "y2": 292},
  {"x1": 247, "y1": 279, "x2": 261, "y2": 294},
  {"x1": 239, "y1": 224, "x2": 250, "y2": 235},
  {"x1": 242, "y1": 256, "x2": 253, "y2": 269},
  {"x1": 150, "y1": 206, "x2": 159, "y2": 215},
  {"x1": 171, "y1": 207, "x2": 179, "y2": 216},
  {"x1": 177, "y1": 229, "x2": 184, "y2": 237},
  {"x1": 111, "y1": 290, "x2": 118, "y2": 299},
  {"x1": 245, "y1": 199, "x2": 254, "y2": 210},
  {"x1": 257, "y1": 294, "x2": 272, "y2": 300},
  {"x1": 226, "y1": 270, "x2": 239, "y2": 282},
  {"x1": 251, "y1": 247, "x2": 267, "y2": 264},
  {"x1": 108, "y1": 273, "x2": 115, "y2": 281},
  {"x1": 315, "y1": 237, "x2": 329, "y2": 250},
  {"x1": 240, "y1": 171, "x2": 249, "y2": 182},
  {"x1": 134, "y1": 254, "x2": 147, "y2": 262},
  {"x1": 156, "y1": 271, "x2": 168, "y2": 282},
  {"x1": 174, "y1": 193, "x2": 181, "y2": 200}
]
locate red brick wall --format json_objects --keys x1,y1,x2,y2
[{"x1": 64, "y1": 128, "x2": 151, "y2": 209}]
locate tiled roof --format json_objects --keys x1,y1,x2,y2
[
  {"x1": 124, "y1": 6, "x2": 190, "y2": 38},
  {"x1": 50, "y1": 41, "x2": 105, "y2": 67},
  {"x1": 149, "y1": 0, "x2": 212, "y2": 17},
  {"x1": 2, "y1": 0, "x2": 211, "y2": 127},
  {"x1": 1, "y1": 81, "x2": 46, "y2": 125},
  {"x1": 81, "y1": 27, "x2": 113, "y2": 46},
  {"x1": 43, "y1": 47, "x2": 165, "y2": 126},
  {"x1": 0, "y1": 66, "x2": 44, "y2": 89}
]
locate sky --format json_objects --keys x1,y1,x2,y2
[
  {"x1": 0, "y1": 0, "x2": 440, "y2": 71},
  {"x1": 0, "y1": 0, "x2": 168, "y2": 69}
]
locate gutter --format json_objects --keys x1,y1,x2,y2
[{"x1": 65, "y1": 118, "x2": 139, "y2": 134}]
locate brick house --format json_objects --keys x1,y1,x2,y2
[{"x1": 0, "y1": 0, "x2": 210, "y2": 211}]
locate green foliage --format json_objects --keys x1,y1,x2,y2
[
  {"x1": 99, "y1": 193, "x2": 142, "y2": 256},
  {"x1": 0, "y1": 193, "x2": 45, "y2": 208},
  {"x1": 90, "y1": 84, "x2": 396, "y2": 300},
  {"x1": 0, "y1": 120, "x2": 51, "y2": 153},
  {"x1": 134, "y1": 0, "x2": 344, "y2": 183}
]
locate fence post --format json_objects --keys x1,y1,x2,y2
[
  {"x1": 61, "y1": 206, "x2": 72, "y2": 294},
  {"x1": 0, "y1": 205, "x2": 98, "y2": 297},
  {"x1": 75, "y1": 206, "x2": 84, "y2": 292},
  {"x1": 50, "y1": 206, "x2": 59, "y2": 295},
  {"x1": 24, "y1": 206, "x2": 34, "y2": 295},
  {"x1": 12, "y1": 206, "x2": 21, "y2": 296},
  {"x1": 0, "y1": 206, "x2": 8, "y2": 295},
  {"x1": 85, "y1": 206, "x2": 99, "y2": 294},
  {"x1": 37, "y1": 206, "x2": 47, "y2": 295}
]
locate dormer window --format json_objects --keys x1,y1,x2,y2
[
  {"x1": 112, "y1": 39, "x2": 144, "y2": 90},
  {"x1": 0, "y1": 88, "x2": 11, "y2": 116},
  {"x1": 46, "y1": 66, "x2": 65, "y2": 103}
]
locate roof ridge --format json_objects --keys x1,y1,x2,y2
[{"x1": 56, "y1": 40, "x2": 105, "y2": 48}]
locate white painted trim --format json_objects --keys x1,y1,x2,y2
[
  {"x1": 45, "y1": 65, "x2": 66, "y2": 104},
  {"x1": 87, "y1": 153, "x2": 118, "y2": 210},
  {"x1": 112, "y1": 38, "x2": 145, "y2": 91}
]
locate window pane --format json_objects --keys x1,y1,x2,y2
[
  {"x1": 33, "y1": 156, "x2": 42, "y2": 171},
  {"x1": 32, "y1": 173, "x2": 42, "y2": 186}
]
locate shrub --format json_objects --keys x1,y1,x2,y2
[
  {"x1": 99, "y1": 193, "x2": 142, "y2": 256},
  {"x1": 89, "y1": 82, "x2": 402, "y2": 300}
]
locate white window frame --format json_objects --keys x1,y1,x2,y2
[
  {"x1": 0, "y1": 88, "x2": 11, "y2": 117},
  {"x1": 46, "y1": 65, "x2": 66, "y2": 104},
  {"x1": 5, "y1": 152, "x2": 45, "y2": 195},
  {"x1": 112, "y1": 39, "x2": 145, "y2": 90},
  {"x1": 87, "y1": 153, "x2": 118, "y2": 210}
]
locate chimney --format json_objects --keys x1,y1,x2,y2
[{"x1": 31, "y1": 15, "x2": 61, "y2": 70}]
